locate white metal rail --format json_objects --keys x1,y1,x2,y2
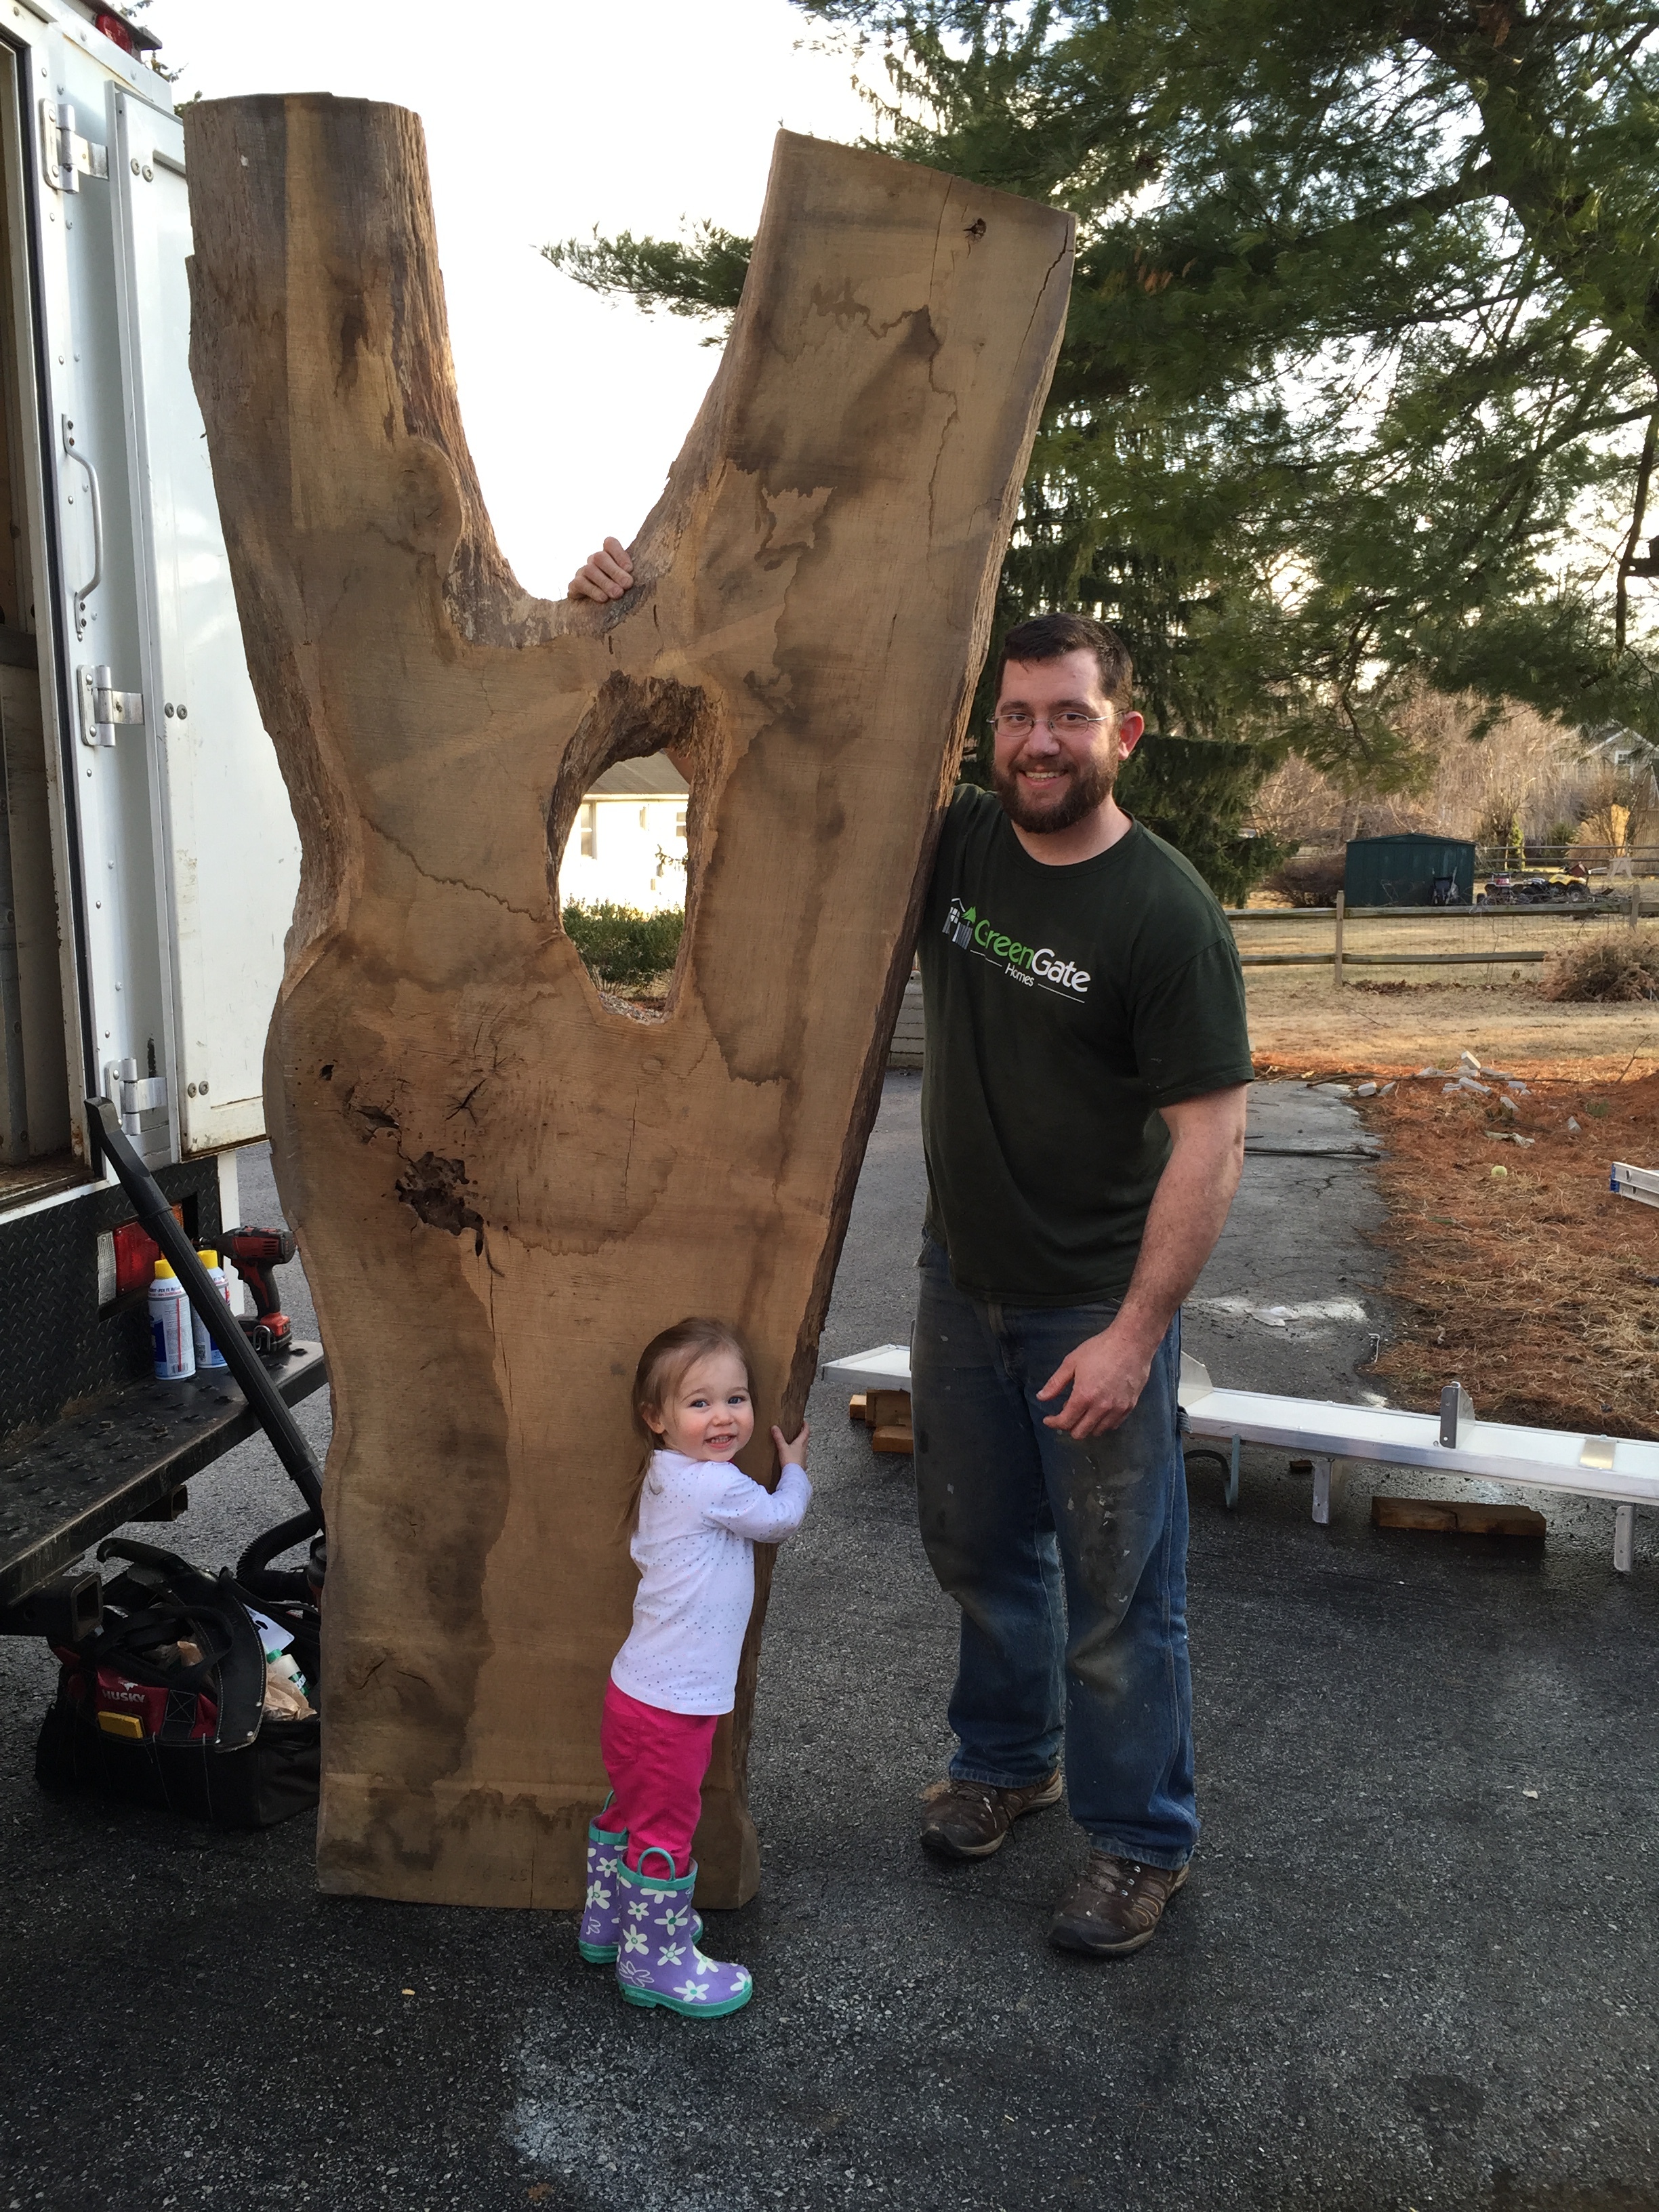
[{"x1": 819, "y1": 1345, "x2": 1654, "y2": 1573}]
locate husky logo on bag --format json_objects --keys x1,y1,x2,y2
[{"x1": 85, "y1": 1665, "x2": 216, "y2": 1743}]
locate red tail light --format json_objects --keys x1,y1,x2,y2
[
  {"x1": 112, "y1": 1206, "x2": 184, "y2": 1295},
  {"x1": 95, "y1": 10, "x2": 136, "y2": 53}
]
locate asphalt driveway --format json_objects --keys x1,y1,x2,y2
[{"x1": 0, "y1": 1078, "x2": 1653, "y2": 2212}]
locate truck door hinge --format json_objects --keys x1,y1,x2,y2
[
  {"x1": 41, "y1": 100, "x2": 108, "y2": 193},
  {"x1": 79, "y1": 664, "x2": 144, "y2": 749},
  {"x1": 105, "y1": 1059, "x2": 167, "y2": 1138}
]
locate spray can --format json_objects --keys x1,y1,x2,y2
[
  {"x1": 191, "y1": 1248, "x2": 231, "y2": 1371},
  {"x1": 148, "y1": 1261, "x2": 195, "y2": 1380}
]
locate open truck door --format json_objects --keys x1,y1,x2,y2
[
  {"x1": 0, "y1": 3, "x2": 320, "y2": 1616},
  {"x1": 9, "y1": 19, "x2": 297, "y2": 1179},
  {"x1": 105, "y1": 81, "x2": 297, "y2": 1160}
]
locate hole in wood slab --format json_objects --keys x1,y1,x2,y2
[
  {"x1": 550, "y1": 672, "x2": 718, "y2": 1022},
  {"x1": 395, "y1": 1151, "x2": 485, "y2": 1252}
]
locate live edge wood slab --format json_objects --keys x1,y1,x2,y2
[{"x1": 182, "y1": 95, "x2": 1071, "y2": 1908}]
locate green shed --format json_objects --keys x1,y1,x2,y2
[{"x1": 1344, "y1": 834, "x2": 1475, "y2": 907}]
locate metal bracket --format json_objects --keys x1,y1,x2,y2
[
  {"x1": 1614, "y1": 1504, "x2": 1635, "y2": 1574},
  {"x1": 104, "y1": 1058, "x2": 167, "y2": 1137},
  {"x1": 1438, "y1": 1381, "x2": 1475, "y2": 1448},
  {"x1": 1310, "y1": 1454, "x2": 1349, "y2": 1525},
  {"x1": 0, "y1": 1570, "x2": 102, "y2": 1643},
  {"x1": 78, "y1": 663, "x2": 143, "y2": 749},
  {"x1": 40, "y1": 100, "x2": 108, "y2": 193},
  {"x1": 136, "y1": 1483, "x2": 190, "y2": 1524}
]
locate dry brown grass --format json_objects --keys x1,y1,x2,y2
[
  {"x1": 1348, "y1": 1074, "x2": 1659, "y2": 1439},
  {"x1": 1246, "y1": 963, "x2": 1659, "y2": 1083}
]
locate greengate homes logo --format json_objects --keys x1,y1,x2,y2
[{"x1": 943, "y1": 897, "x2": 1092, "y2": 1001}]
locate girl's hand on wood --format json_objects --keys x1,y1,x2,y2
[{"x1": 773, "y1": 1422, "x2": 808, "y2": 1472}]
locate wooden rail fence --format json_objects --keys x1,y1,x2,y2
[{"x1": 1226, "y1": 891, "x2": 1654, "y2": 982}]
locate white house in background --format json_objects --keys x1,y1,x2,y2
[{"x1": 558, "y1": 754, "x2": 690, "y2": 913}]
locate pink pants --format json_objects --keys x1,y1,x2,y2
[{"x1": 600, "y1": 1679, "x2": 718, "y2": 1876}]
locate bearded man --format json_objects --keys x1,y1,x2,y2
[
  {"x1": 909, "y1": 609, "x2": 1250, "y2": 1958},
  {"x1": 569, "y1": 549, "x2": 1251, "y2": 1959}
]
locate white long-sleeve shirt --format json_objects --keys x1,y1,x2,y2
[{"x1": 609, "y1": 1449, "x2": 813, "y2": 1716}]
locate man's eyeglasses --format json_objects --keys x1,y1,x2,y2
[{"x1": 990, "y1": 710, "x2": 1110, "y2": 737}]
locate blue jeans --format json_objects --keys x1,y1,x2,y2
[{"x1": 911, "y1": 1239, "x2": 1197, "y2": 1869}]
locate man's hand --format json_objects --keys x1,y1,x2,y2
[
  {"x1": 1036, "y1": 1322, "x2": 1155, "y2": 1441},
  {"x1": 567, "y1": 536, "x2": 634, "y2": 602},
  {"x1": 1036, "y1": 1083, "x2": 1248, "y2": 1441}
]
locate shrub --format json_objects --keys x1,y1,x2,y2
[
  {"x1": 1539, "y1": 934, "x2": 1659, "y2": 1004},
  {"x1": 562, "y1": 901, "x2": 684, "y2": 989},
  {"x1": 1262, "y1": 850, "x2": 1346, "y2": 907}
]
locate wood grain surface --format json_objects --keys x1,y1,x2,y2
[{"x1": 183, "y1": 95, "x2": 1071, "y2": 1907}]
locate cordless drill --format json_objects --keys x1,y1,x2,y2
[{"x1": 220, "y1": 1225, "x2": 296, "y2": 1354}]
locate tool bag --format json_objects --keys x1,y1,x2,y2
[{"x1": 35, "y1": 1538, "x2": 321, "y2": 1830}]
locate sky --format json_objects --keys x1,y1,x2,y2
[{"x1": 140, "y1": 0, "x2": 872, "y2": 598}]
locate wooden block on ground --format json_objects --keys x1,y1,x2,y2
[
  {"x1": 182, "y1": 96, "x2": 1071, "y2": 1912},
  {"x1": 1450, "y1": 1501, "x2": 1547, "y2": 1538},
  {"x1": 872, "y1": 1422, "x2": 914, "y2": 1456},
  {"x1": 867, "y1": 1389, "x2": 912, "y2": 1431},
  {"x1": 1372, "y1": 1496, "x2": 1546, "y2": 1538},
  {"x1": 1372, "y1": 1496, "x2": 1458, "y2": 1532},
  {"x1": 848, "y1": 1393, "x2": 869, "y2": 1424}
]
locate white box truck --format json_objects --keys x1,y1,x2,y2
[{"x1": 0, "y1": 1, "x2": 323, "y2": 1620}]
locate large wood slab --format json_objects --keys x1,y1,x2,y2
[{"x1": 183, "y1": 96, "x2": 1071, "y2": 1907}]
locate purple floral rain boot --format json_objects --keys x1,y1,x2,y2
[
  {"x1": 576, "y1": 1799, "x2": 629, "y2": 1963},
  {"x1": 578, "y1": 1800, "x2": 702, "y2": 1965},
  {"x1": 613, "y1": 1850, "x2": 752, "y2": 2018}
]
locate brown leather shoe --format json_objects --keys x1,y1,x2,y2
[
  {"x1": 918, "y1": 1769, "x2": 1064, "y2": 1860},
  {"x1": 1047, "y1": 1850, "x2": 1189, "y2": 1957}
]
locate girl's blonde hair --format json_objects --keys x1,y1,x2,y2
[{"x1": 621, "y1": 1316, "x2": 755, "y2": 1531}]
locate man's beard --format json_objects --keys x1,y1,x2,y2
[{"x1": 991, "y1": 741, "x2": 1120, "y2": 835}]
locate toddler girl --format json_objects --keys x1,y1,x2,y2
[{"x1": 578, "y1": 1316, "x2": 811, "y2": 2018}]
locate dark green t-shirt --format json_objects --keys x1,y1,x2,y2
[{"x1": 919, "y1": 787, "x2": 1253, "y2": 1305}]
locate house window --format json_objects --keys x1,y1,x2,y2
[
  {"x1": 675, "y1": 811, "x2": 688, "y2": 842},
  {"x1": 639, "y1": 807, "x2": 649, "y2": 830},
  {"x1": 579, "y1": 800, "x2": 597, "y2": 859}
]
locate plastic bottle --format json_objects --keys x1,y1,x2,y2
[
  {"x1": 191, "y1": 1248, "x2": 231, "y2": 1371},
  {"x1": 266, "y1": 1648, "x2": 310, "y2": 1701},
  {"x1": 245, "y1": 1606, "x2": 308, "y2": 1700},
  {"x1": 148, "y1": 1261, "x2": 195, "y2": 1380}
]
